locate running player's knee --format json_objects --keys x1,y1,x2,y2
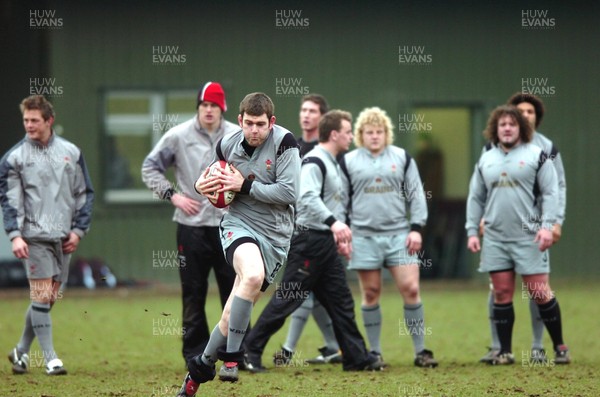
[{"x1": 242, "y1": 273, "x2": 264, "y2": 292}]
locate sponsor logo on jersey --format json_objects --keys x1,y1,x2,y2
[
  {"x1": 364, "y1": 185, "x2": 395, "y2": 194},
  {"x1": 492, "y1": 180, "x2": 521, "y2": 188}
]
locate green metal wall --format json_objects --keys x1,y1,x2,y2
[{"x1": 17, "y1": 0, "x2": 598, "y2": 280}]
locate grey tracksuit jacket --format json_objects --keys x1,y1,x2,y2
[{"x1": 0, "y1": 133, "x2": 94, "y2": 241}]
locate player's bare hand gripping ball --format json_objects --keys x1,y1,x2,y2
[
  {"x1": 214, "y1": 163, "x2": 244, "y2": 193},
  {"x1": 194, "y1": 166, "x2": 219, "y2": 197}
]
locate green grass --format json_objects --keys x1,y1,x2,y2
[{"x1": 0, "y1": 280, "x2": 598, "y2": 397}]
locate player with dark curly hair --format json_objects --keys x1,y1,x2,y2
[{"x1": 467, "y1": 105, "x2": 570, "y2": 366}]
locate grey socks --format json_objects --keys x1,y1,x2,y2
[
  {"x1": 17, "y1": 305, "x2": 35, "y2": 354},
  {"x1": 201, "y1": 325, "x2": 227, "y2": 366},
  {"x1": 404, "y1": 303, "x2": 426, "y2": 355},
  {"x1": 362, "y1": 304, "x2": 382, "y2": 353},
  {"x1": 31, "y1": 302, "x2": 57, "y2": 363},
  {"x1": 313, "y1": 299, "x2": 339, "y2": 351},
  {"x1": 226, "y1": 296, "x2": 253, "y2": 352}
]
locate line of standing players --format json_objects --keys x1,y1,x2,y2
[{"x1": 138, "y1": 84, "x2": 569, "y2": 397}]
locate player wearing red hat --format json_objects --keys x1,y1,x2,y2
[{"x1": 142, "y1": 81, "x2": 239, "y2": 365}]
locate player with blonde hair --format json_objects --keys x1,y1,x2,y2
[{"x1": 339, "y1": 106, "x2": 438, "y2": 367}]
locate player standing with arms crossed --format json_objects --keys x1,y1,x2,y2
[
  {"x1": 176, "y1": 92, "x2": 300, "y2": 396},
  {"x1": 479, "y1": 93, "x2": 567, "y2": 364},
  {"x1": 1, "y1": 95, "x2": 94, "y2": 375},
  {"x1": 466, "y1": 105, "x2": 570, "y2": 365},
  {"x1": 339, "y1": 107, "x2": 438, "y2": 368},
  {"x1": 142, "y1": 82, "x2": 239, "y2": 365}
]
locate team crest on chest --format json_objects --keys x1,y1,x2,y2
[
  {"x1": 391, "y1": 164, "x2": 397, "y2": 172},
  {"x1": 265, "y1": 159, "x2": 272, "y2": 170}
]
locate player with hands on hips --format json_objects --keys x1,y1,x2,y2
[{"x1": 142, "y1": 82, "x2": 239, "y2": 365}]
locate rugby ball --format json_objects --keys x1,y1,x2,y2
[{"x1": 204, "y1": 160, "x2": 236, "y2": 208}]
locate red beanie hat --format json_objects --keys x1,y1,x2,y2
[{"x1": 197, "y1": 82, "x2": 227, "y2": 112}]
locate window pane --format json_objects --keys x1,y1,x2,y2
[
  {"x1": 103, "y1": 89, "x2": 198, "y2": 203},
  {"x1": 107, "y1": 96, "x2": 150, "y2": 114},
  {"x1": 106, "y1": 134, "x2": 151, "y2": 190},
  {"x1": 166, "y1": 91, "x2": 196, "y2": 113}
]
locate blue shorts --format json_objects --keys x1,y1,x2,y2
[{"x1": 348, "y1": 234, "x2": 418, "y2": 270}]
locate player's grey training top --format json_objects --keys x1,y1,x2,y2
[
  {"x1": 532, "y1": 132, "x2": 566, "y2": 225},
  {"x1": 0, "y1": 133, "x2": 94, "y2": 241},
  {"x1": 216, "y1": 124, "x2": 300, "y2": 246},
  {"x1": 340, "y1": 146, "x2": 428, "y2": 237},
  {"x1": 466, "y1": 142, "x2": 558, "y2": 242},
  {"x1": 482, "y1": 131, "x2": 566, "y2": 225},
  {"x1": 295, "y1": 145, "x2": 346, "y2": 232},
  {"x1": 142, "y1": 116, "x2": 238, "y2": 227}
]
